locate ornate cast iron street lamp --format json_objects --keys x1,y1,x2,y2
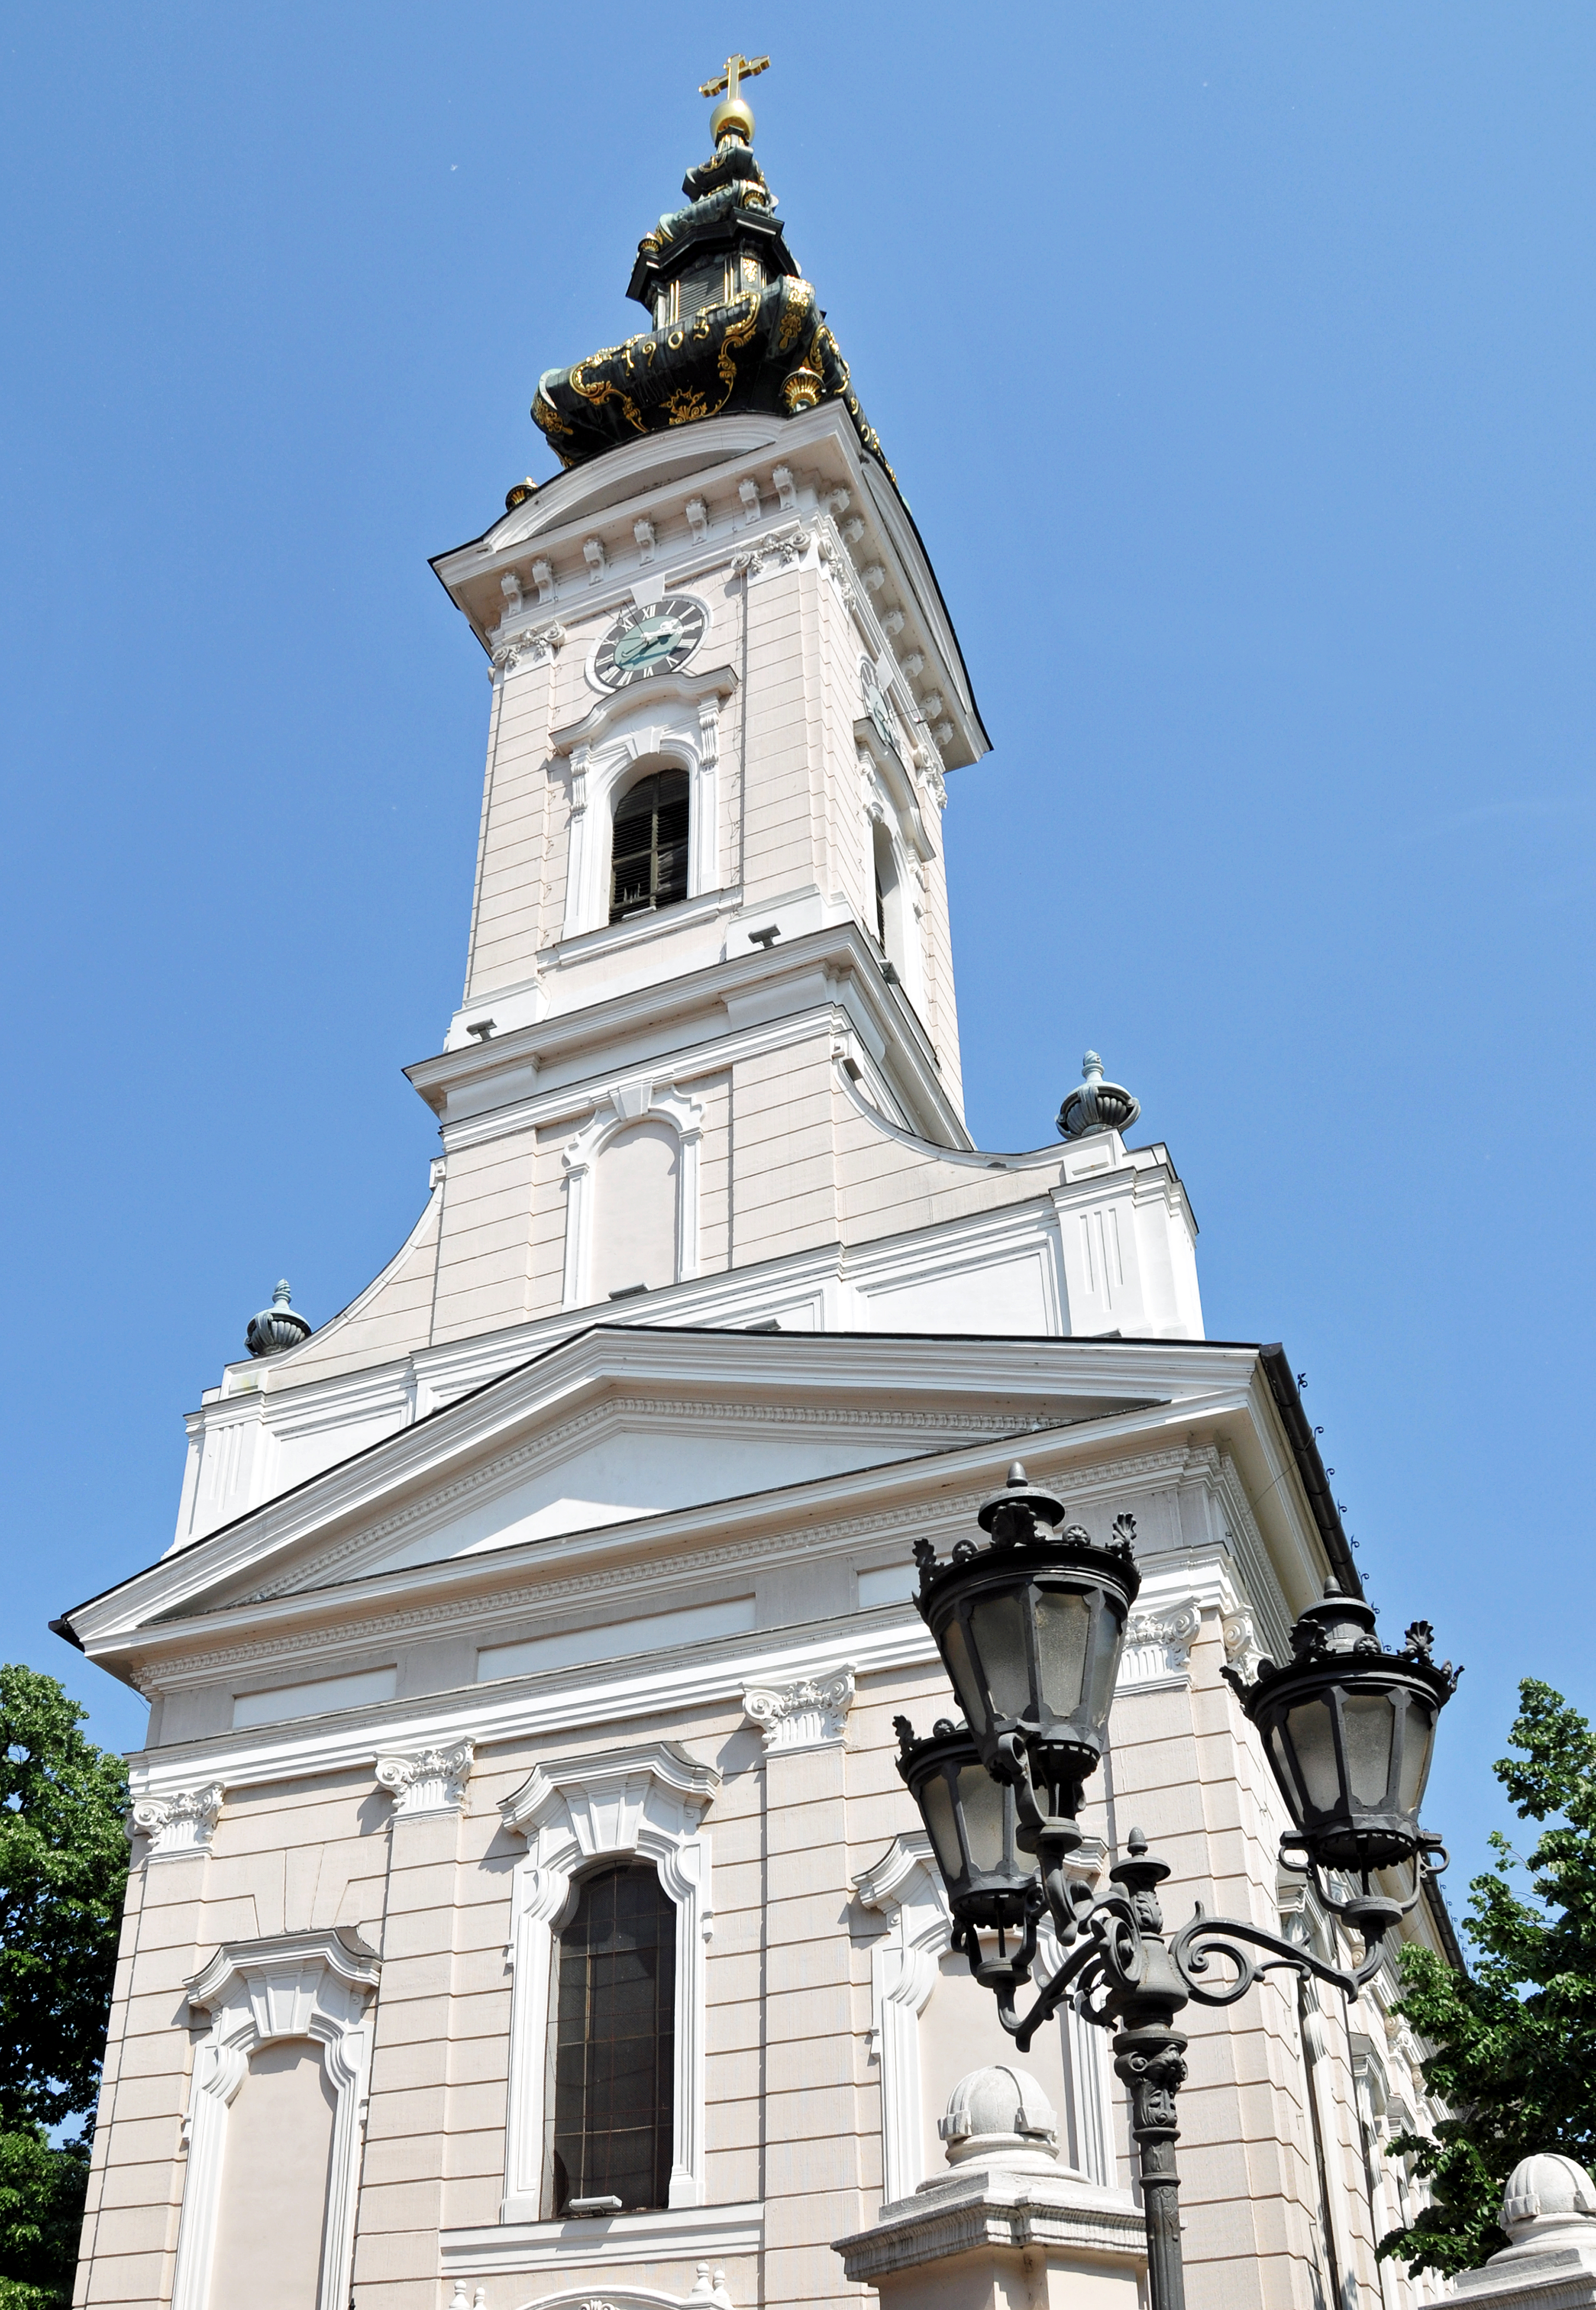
[{"x1": 894, "y1": 1463, "x2": 1457, "y2": 2310}]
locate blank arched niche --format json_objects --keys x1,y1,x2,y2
[
  {"x1": 591, "y1": 1120, "x2": 679, "y2": 1301},
  {"x1": 170, "y1": 1928, "x2": 379, "y2": 2310},
  {"x1": 210, "y1": 2041, "x2": 337, "y2": 2307}
]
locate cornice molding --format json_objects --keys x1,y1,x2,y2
[
  {"x1": 80, "y1": 1332, "x2": 1252, "y2": 1652},
  {"x1": 499, "y1": 1738, "x2": 720, "y2": 1841},
  {"x1": 122, "y1": 1431, "x2": 1237, "y2": 1695},
  {"x1": 242, "y1": 1391, "x2": 1014, "y2": 1608},
  {"x1": 186, "y1": 1926, "x2": 381, "y2": 2016},
  {"x1": 403, "y1": 918, "x2": 969, "y2": 1150}
]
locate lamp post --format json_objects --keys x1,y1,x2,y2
[{"x1": 893, "y1": 1464, "x2": 1458, "y2": 2310}]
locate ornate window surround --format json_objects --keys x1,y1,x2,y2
[
  {"x1": 560, "y1": 1077, "x2": 705, "y2": 1310},
  {"x1": 169, "y1": 1928, "x2": 380, "y2": 2310},
  {"x1": 551, "y1": 672, "x2": 736, "y2": 941},
  {"x1": 499, "y1": 1741, "x2": 721, "y2": 2222},
  {"x1": 853, "y1": 1832, "x2": 952, "y2": 2205},
  {"x1": 855, "y1": 1836, "x2": 1122, "y2": 2206}
]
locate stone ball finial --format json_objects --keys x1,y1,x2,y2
[
  {"x1": 1501, "y1": 2152, "x2": 1596, "y2": 2245},
  {"x1": 1057, "y1": 1050, "x2": 1141, "y2": 1142},
  {"x1": 938, "y1": 2065, "x2": 1059, "y2": 2170},
  {"x1": 245, "y1": 1279, "x2": 311, "y2": 1360}
]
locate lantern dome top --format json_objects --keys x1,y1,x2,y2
[
  {"x1": 1501, "y1": 2153, "x2": 1596, "y2": 2246},
  {"x1": 977, "y1": 1460, "x2": 1067, "y2": 1535},
  {"x1": 938, "y1": 2065, "x2": 1059, "y2": 2170}
]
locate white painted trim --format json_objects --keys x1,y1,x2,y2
[
  {"x1": 500, "y1": 2284, "x2": 735, "y2": 2310},
  {"x1": 556, "y1": 684, "x2": 728, "y2": 942},
  {"x1": 170, "y1": 1931, "x2": 379, "y2": 2310},
  {"x1": 439, "y1": 2201, "x2": 764, "y2": 2281},
  {"x1": 560, "y1": 1078, "x2": 705, "y2": 1309},
  {"x1": 499, "y1": 1742, "x2": 721, "y2": 2220},
  {"x1": 854, "y1": 1833, "x2": 952, "y2": 2205},
  {"x1": 132, "y1": 1618, "x2": 935, "y2": 1802},
  {"x1": 1034, "y1": 1915, "x2": 1122, "y2": 2189},
  {"x1": 549, "y1": 662, "x2": 736, "y2": 758},
  {"x1": 92, "y1": 1353, "x2": 1280, "y2": 1681}
]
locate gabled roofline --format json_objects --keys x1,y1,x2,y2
[{"x1": 55, "y1": 1330, "x2": 1334, "y2": 1659}]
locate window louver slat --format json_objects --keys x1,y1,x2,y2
[{"x1": 609, "y1": 768, "x2": 692, "y2": 923}]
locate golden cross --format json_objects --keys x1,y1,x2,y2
[{"x1": 699, "y1": 53, "x2": 770, "y2": 103}]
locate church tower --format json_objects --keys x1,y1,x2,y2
[{"x1": 62, "y1": 67, "x2": 1453, "y2": 2310}]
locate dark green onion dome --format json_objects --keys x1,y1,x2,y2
[{"x1": 532, "y1": 128, "x2": 890, "y2": 480}]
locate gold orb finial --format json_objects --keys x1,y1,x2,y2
[{"x1": 699, "y1": 52, "x2": 769, "y2": 145}]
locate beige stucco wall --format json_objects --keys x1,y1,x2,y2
[{"x1": 77, "y1": 1625, "x2": 1425, "y2": 2310}]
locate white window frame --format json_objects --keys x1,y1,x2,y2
[
  {"x1": 557, "y1": 683, "x2": 729, "y2": 941},
  {"x1": 860, "y1": 755, "x2": 930, "y2": 1019},
  {"x1": 561, "y1": 1077, "x2": 705, "y2": 1310},
  {"x1": 170, "y1": 1929, "x2": 380, "y2": 2310},
  {"x1": 499, "y1": 1741, "x2": 721, "y2": 2221}
]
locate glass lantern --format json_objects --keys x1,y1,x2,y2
[
  {"x1": 1227, "y1": 1583, "x2": 1456, "y2": 1873},
  {"x1": 912, "y1": 1464, "x2": 1141, "y2": 1833},
  {"x1": 893, "y1": 1718, "x2": 1033, "y2": 1931}
]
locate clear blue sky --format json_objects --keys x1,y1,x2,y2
[{"x1": 2, "y1": 5, "x2": 1591, "y2": 1902}]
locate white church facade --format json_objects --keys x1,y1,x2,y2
[{"x1": 60, "y1": 72, "x2": 1454, "y2": 2310}]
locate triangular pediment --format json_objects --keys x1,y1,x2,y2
[{"x1": 65, "y1": 1326, "x2": 1255, "y2": 1650}]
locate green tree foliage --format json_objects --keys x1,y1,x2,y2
[
  {"x1": 0, "y1": 1666, "x2": 129, "y2": 2308},
  {"x1": 1380, "y1": 1680, "x2": 1596, "y2": 2278}
]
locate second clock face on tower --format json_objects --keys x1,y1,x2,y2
[{"x1": 592, "y1": 595, "x2": 708, "y2": 690}]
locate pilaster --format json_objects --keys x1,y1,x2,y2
[
  {"x1": 750, "y1": 1670, "x2": 865, "y2": 2308},
  {"x1": 352, "y1": 1755, "x2": 474, "y2": 2303}
]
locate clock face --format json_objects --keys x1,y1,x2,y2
[
  {"x1": 592, "y1": 595, "x2": 709, "y2": 690},
  {"x1": 861, "y1": 660, "x2": 898, "y2": 753}
]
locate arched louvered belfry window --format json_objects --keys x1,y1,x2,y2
[
  {"x1": 609, "y1": 767, "x2": 690, "y2": 923},
  {"x1": 550, "y1": 1863, "x2": 676, "y2": 2215}
]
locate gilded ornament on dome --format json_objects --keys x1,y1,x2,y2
[
  {"x1": 664, "y1": 388, "x2": 710, "y2": 425},
  {"x1": 776, "y1": 279, "x2": 814, "y2": 351}
]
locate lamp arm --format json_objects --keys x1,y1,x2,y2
[
  {"x1": 1278, "y1": 1839, "x2": 1448, "y2": 1932},
  {"x1": 954, "y1": 1891, "x2": 1137, "y2": 2049},
  {"x1": 1167, "y1": 1904, "x2": 1390, "y2": 2008}
]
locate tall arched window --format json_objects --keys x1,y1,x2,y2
[
  {"x1": 550, "y1": 1863, "x2": 676, "y2": 2215},
  {"x1": 872, "y1": 816, "x2": 902, "y2": 972},
  {"x1": 610, "y1": 768, "x2": 690, "y2": 923}
]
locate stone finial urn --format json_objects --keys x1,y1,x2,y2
[
  {"x1": 937, "y1": 2063, "x2": 1061, "y2": 2173},
  {"x1": 245, "y1": 1279, "x2": 311, "y2": 1359}
]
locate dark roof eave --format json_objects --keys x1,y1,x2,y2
[{"x1": 1258, "y1": 1343, "x2": 1362, "y2": 1598}]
